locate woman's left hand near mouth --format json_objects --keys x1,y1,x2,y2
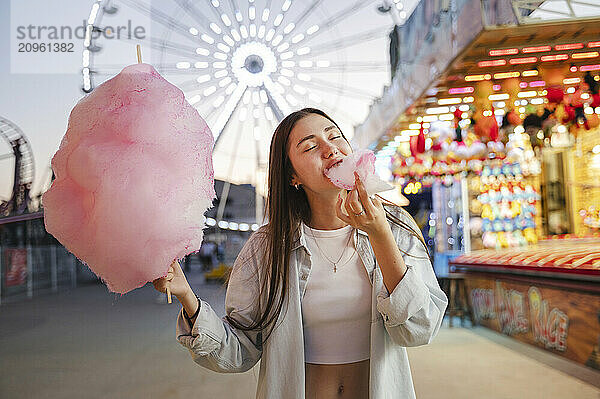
[{"x1": 336, "y1": 172, "x2": 390, "y2": 237}]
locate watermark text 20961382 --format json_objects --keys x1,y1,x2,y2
[{"x1": 18, "y1": 42, "x2": 75, "y2": 53}]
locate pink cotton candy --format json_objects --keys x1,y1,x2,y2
[
  {"x1": 42, "y1": 63, "x2": 216, "y2": 294},
  {"x1": 324, "y1": 149, "x2": 393, "y2": 196}
]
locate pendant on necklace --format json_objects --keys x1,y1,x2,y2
[{"x1": 334, "y1": 264, "x2": 337, "y2": 273}]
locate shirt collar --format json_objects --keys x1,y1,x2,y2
[{"x1": 291, "y1": 221, "x2": 368, "y2": 251}]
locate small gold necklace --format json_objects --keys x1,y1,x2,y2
[{"x1": 306, "y1": 225, "x2": 356, "y2": 273}]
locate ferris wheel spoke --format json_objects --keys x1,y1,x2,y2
[
  {"x1": 173, "y1": 0, "x2": 213, "y2": 32},
  {"x1": 331, "y1": 105, "x2": 364, "y2": 127},
  {"x1": 289, "y1": 26, "x2": 390, "y2": 58},
  {"x1": 156, "y1": 67, "x2": 218, "y2": 74},
  {"x1": 89, "y1": 63, "x2": 149, "y2": 72},
  {"x1": 293, "y1": 86, "x2": 360, "y2": 125},
  {"x1": 306, "y1": 84, "x2": 377, "y2": 102},
  {"x1": 297, "y1": 0, "x2": 376, "y2": 45},
  {"x1": 261, "y1": 0, "x2": 275, "y2": 25},
  {"x1": 202, "y1": 106, "x2": 222, "y2": 127},
  {"x1": 119, "y1": 0, "x2": 202, "y2": 41},
  {"x1": 297, "y1": 61, "x2": 388, "y2": 73},
  {"x1": 246, "y1": 0, "x2": 276, "y2": 40},
  {"x1": 174, "y1": 0, "x2": 236, "y2": 54},
  {"x1": 185, "y1": 81, "x2": 230, "y2": 104},
  {"x1": 285, "y1": 74, "x2": 378, "y2": 101},
  {"x1": 180, "y1": 70, "x2": 234, "y2": 92},
  {"x1": 267, "y1": 107, "x2": 280, "y2": 133},
  {"x1": 202, "y1": 0, "x2": 233, "y2": 37},
  {"x1": 178, "y1": 76, "x2": 219, "y2": 92},
  {"x1": 206, "y1": 86, "x2": 234, "y2": 111},
  {"x1": 292, "y1": 0, "x2": 324, "y2": 30},
  {"x1": 91, "y1": 63, "x2": 217, "y2": 75},
  {"x1": 223, "y1": 0, "x2": 243, "y2": 30},
  {"x1": 267, "y1": 0, "x2": 296, "y2": 41},
  {"x1": 256, "y1": 98, "x2": 277, "y2": 127},
  {"x1": 274, "y1": 85, "x2": 305, "y2": 109},
  {"x1": 295, "y1": 84, "x2": 361, "y2": 125},
  {"x1": 213, "y1": 83, "x2": 248, "y2": 144},
  {"x1": 263, "y1": 76, "x2": 291, "y2": 117},
  {"x1": 93, "y1": 32, "x2": 202, "y2": 58},
  {"x1": 260, "y1": 84, "x2": 284, "y2": 121},
  {"x1": 270, "y1": 0, "x2": 322, "y2": 51},
  {"x1": 145, "y1": 38, "x2": 199, "y2": 57},
  {"x1": 88, "y1": 68, "x2": 124, "y2": 76}
]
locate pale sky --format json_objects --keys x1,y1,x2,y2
[{"x1": 0, "y1": 0, "x2": 415, "y2": 203}]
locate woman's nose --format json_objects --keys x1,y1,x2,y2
[{"x1": 322, "y1": 143, "x2": 338, "y2": 158}]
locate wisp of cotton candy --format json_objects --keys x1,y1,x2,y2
[
  {"x1": 42, "y1": 63, "x2": 215, "y2": 294},
  {"x1": 324, "y1": 149, "x2": 393, "y2": 195}
]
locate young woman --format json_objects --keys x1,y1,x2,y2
[{"x1": 153, "y1": 108, "x2": 448, "y2": 399}]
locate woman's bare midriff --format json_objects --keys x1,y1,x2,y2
[{"x1": 305, "y1": 359, "x2": 369, "y2": 399}]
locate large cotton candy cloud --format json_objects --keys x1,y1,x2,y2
[
  {"x1": 324, "y1": 149, "x2": 393, "y2": 195},
  {"x1": 43, "y1": 63, "x2": 215, "y2": 294}
]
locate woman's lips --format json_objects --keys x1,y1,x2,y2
[{"x1": 324, "y1": 159, "x2": 343, "y2": 173}]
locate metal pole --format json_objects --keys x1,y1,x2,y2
[
  {"x1": 26, "y1": 245, "x2": 33, "y2": 299},
  {"x1": 50, "y1": 246, "x2": 57, "y2": 293},
  {"x1": 461, "y1": 176, "x2": 471, "y2": 254},
  {"x1": 262, "y1": 85, "x2": 284, "y2": 122},
  {"x1": 216, "y1": 182, "x2": 231, "y2": 222}
]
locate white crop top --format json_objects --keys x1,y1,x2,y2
[{"x1": 301, "y1": 223, "x2": 372, "y2": 364}]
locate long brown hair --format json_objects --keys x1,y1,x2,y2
[{"x1": 225, "y1": 108, "x2": 427, "y2": 345}]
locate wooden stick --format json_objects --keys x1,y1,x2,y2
[
  {"x1": 136, "y1": 44, "x2": 142, "y2": 64},
  {"x1": 166, "y1": 284, "x2": 172, "y2": 304},
  {"x1": 166, "y1": 258, "x2": 173, "y2": 304}
]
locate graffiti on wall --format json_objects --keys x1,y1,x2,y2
[
  {"x1": 470, "y1": 281, "x2": 569, "y2": 352},
  {"x1": 529, "y1": 287, "x2": 569, "y2": 352},
  {"x1": 496, "y1": 281, "x2": 529, "y2": 335}
]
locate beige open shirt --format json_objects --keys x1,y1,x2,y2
[{"x1": 176, "y1": 206, "x2": 448, "y2": 398}]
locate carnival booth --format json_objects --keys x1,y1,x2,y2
[{"x1": 356, "y1": 0, "x2": 600, "y2": 371}]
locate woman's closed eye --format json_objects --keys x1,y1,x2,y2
[{"x1": 303, "y1": 136, "x2": 342, "y2": 152}]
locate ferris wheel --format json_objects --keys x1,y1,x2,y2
[
  {"x1": 0, "y1": 117, "x2": 35, "y2": 216},
  {"x1": 82, "y1": 0, "x2": 397, "y2": 220}
]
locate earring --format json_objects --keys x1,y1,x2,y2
[{"x1": 293, "y1": 183, "x2": 300, "y2": 190}]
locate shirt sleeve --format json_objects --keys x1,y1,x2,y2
[
  {"x1": 375, "y1": 208, "x2": 448, "y2": 347},
  {"x1": 176, "y1": 232, "x2": 265, "y2": 373}
]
